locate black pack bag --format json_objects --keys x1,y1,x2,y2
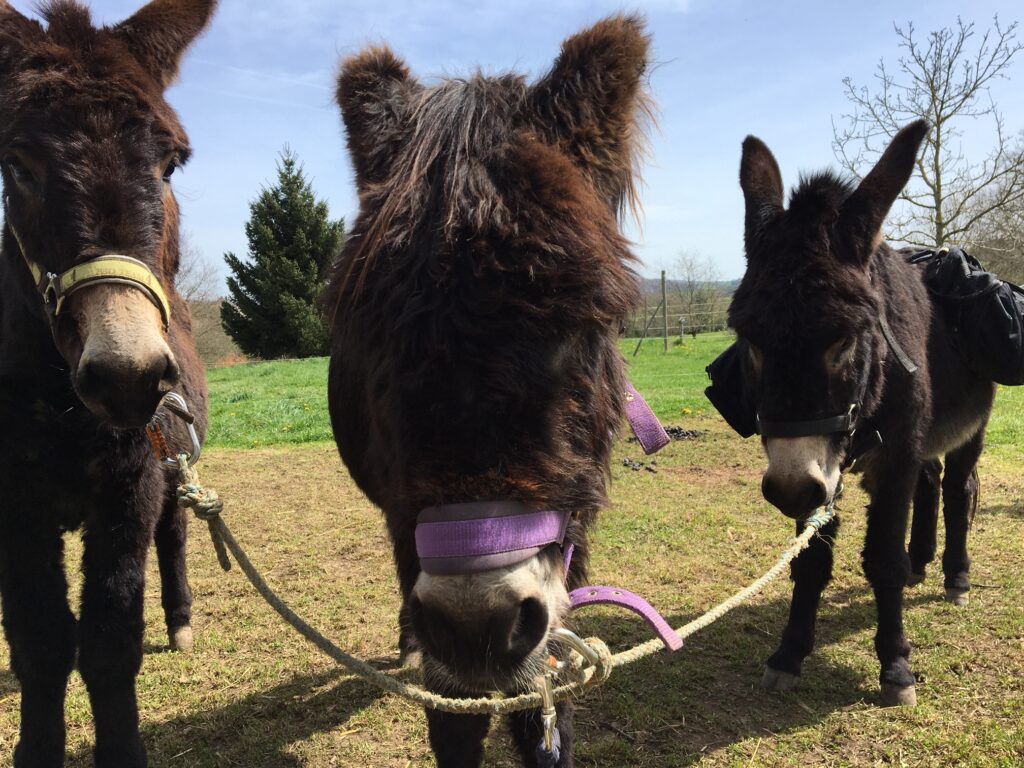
[
  {"x1": 909, "y1": 247, "x2": 1024, "y2": 386},
  {"x1": 704, "y1": 341, "x2": 757, "y2": 438}
]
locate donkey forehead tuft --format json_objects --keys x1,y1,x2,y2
[{"x1": 786, "y1": 171, "x2": 856, "y2": 225}]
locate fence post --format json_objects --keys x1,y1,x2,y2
[{"x1": 661, "y1": 271, "x2": 668, "y2": 353}]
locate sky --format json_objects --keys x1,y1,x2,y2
[{"x1": 50, "y1": 0, "x2": 1024, "y2": 287}]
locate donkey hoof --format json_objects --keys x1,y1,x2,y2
[
  {"x1": 907, "y1": 571, "x2": 926, "y2": 587},
  {"x1": 944, "y1": 587, "x2": 969, "y2": 606},
  {"x1": 880, "y1": 683, "x2": 917, "y2": 707},
  {"x1": 761, "y1": 666, "x2": 799, "y2": 692},
  {"x1": 169, "y1": 625, "x2": 194, "y2": 653}
]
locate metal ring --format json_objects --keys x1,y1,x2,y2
[
  {"x1": 550, "y1": 628, "x2": 601, "y2": 668},
  {"x1": 156, "y1": 392, "x2": 202, "y2": 467}
]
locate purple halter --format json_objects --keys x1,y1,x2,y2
[{"x1": 413, "y1": 380, "x2": 682, "y2": 652}]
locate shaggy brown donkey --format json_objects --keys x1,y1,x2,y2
[
  {"x1": 0, "y1": 1, "x2": 214, "y2": 765},
  {"x1": 327, "y1": 16, "x2": 649, "y2": 767},
  {"x1": 731, "y1": 121, "x2": 995, "y2": 707}
]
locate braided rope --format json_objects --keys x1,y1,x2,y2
[{"x1": 174, "y1": 454, "x2": 834, "y2": 715}]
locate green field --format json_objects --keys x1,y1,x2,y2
[
  {"x1": 1, "y1": 337, "x2": 1021, "y2": 766},
  {"x1": 206, "y1": 333, "x2": 1024, "y2": 460}
]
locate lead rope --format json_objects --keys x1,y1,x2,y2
[{"x1": 171, "y1": 449, "x2": 834, "y2": 716}]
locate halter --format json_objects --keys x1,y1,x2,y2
[
  {"x1": 753, "y1": 316, "x2": 917, "y2": 469},
  {"x1": 5, "y1": 209, "x2": 171, "y2": 330},
  {"x1": 754, "y1": 344, "x2": 874, "y2": 440},
  {"x1": 413, "y1": 381, "x2": 682, "y2": 653}
]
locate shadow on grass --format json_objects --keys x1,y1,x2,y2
[
  {"x1": 57, "y1": 585, "x2": 944, "y2": 767},
  {"x1": 564, "y1": 584, "x2": 941, "y2": 765},
  {"x1": 986, "y1": 502, "x2": 1023, "y2": 519},
  {"x1": 66, "y1": 668, "x2": 386, "y2": 768},
  {"x1": 0, "y1": 668, "x2": 18, "y2": 698}
]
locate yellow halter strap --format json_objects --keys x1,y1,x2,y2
[{"x1": 8, "y1": 221, "x2": 171, "y2": 330}]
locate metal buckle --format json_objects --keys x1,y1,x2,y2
[
  {"x1": 536, "y1": 671, "x2": 558, "y2": 754},
  {"x1": 42, "y1": 272, "x2": 62, "y2": 315},
  {"x1": 153, "y1": 392, "x2": 201, "y2": 468}
]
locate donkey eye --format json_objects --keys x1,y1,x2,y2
[
  {"x1": 3, "y1": 154, "x2": 35, "y2": 184},
  {"x1": 826, "y1": 337, "x2": 856, "y2": 369}
]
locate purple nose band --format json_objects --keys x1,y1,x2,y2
[{"x1": 416, "y1": 502, "x2": 570, "y2": 576}]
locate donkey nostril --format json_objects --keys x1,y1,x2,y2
[
  {"x1": 506, "y1": 597, "x2": 548, "y2": 661},
  {"x1": 160, "y1": 353, "x2": 180, "y2": 390},
  {"x1": 76, "y1": 358, "x2": 101, "y2": 400}
]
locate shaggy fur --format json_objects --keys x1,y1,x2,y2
[
  {"x1": 327, "y1": 15, "x2": 649, "y2": 768},
  {"x1": 731, "y1": 121, "x2": 996, "y2": 704},
  {"x1": 0, "y1": 2, "x2": 214, "y2": 766}
]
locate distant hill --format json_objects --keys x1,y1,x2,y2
[{"x1": 637, "y1": 277, "x2": 740, "y2": 296}]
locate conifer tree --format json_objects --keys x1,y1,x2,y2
[{"x1": 221, "y1": 148, "x2": 343, "y2": 358}]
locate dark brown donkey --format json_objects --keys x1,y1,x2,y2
[
  {"x1": 327, "y1": 16, "x2": 649, "y2": 767},
  {"x1": 0, "y1": 1, "x2": 214, "y2": 765},
  {"x1": 730, "y1": 121, "x2": 995, "y2": 707}
]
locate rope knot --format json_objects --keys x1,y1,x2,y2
[
  {"x1": 175, "y1": 454, "x2": 232, "y2": 572},
  {"x1": 583, "y1": 638, "x2": 613, "y2": 687}
]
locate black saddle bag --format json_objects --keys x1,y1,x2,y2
[
  {"x1": 704, "y1": 341, "x2": 757, "y2": 438},
  {"x1": 910, "y1": 247, "x2": 1024, "y2": 386}
]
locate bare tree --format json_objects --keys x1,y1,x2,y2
[
  {"x1": 970, "y1": 135, "x2": 1024, "y2": 281},
  {"x1": 833, "y1": 17, "x2": 1024, "y2": 248},
  {"x1": 174, "y1": 233, "x2": 242, "y2": 365},
  {"x1": 174, "y1": 232, "x2": 221, "y2": 303},
  {"x1": 673, "y1": 250, "x2": 725, "y2": 338}
]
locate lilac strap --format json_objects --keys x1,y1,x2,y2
[
  {"x1": 416, "y1": 506, "x2": 570, "y2": 576},
  {"x1": 624, "y1": 381, "x2": 669, "y2": 455},
  {"x1": 570, "y1": 585, "x2": 683, "y2": 652}
]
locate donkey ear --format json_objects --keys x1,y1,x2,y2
[
  {"x1": 528, "y1": 14, "x2": 651, "y2": 212},
  {"x1": 0, "y1": 3, "x2": 39, "y2": 76},
  {"x1": 739, "y1": 136, "x2": 784, "y2": 246},
  {"x1": 839, "y1": 119, "x2": 930, "y2": 259},
  {"x1": 336, "y1": 46, "x2": 418, "y2": 191},
  {"x1": 112, "y1": 0, "x2": 217, "y2": 88}
]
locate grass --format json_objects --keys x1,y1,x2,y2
[
  {"x1": 1, "y1": 338, "x2": 1022, "y2": 766},
  {"x1": 204, "y1": 333, "x2": 1024, "y2": 463}
]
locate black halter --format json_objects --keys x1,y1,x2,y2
[
  {"x1": 754, "y1": 342, "x2": 874, "y2": 440},
  {"x1": 753, "y1": 316, "x2": 918, "y2": 468}
]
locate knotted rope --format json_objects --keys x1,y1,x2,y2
[{"x1": 173, "y1": 453, "x2": 834, "y2": 715}]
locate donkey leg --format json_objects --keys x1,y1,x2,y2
[
  {"x1": 508, "y1": 702, "x2": 574, "y2": 768},
  {"x1": 0, "y1": 520, "x2": 76, "y2": 768},
  {"x1": 154, "y1": 492, "x2": 194, "y2": 651},
  {"x1": 78, "y1": 505, "x2": 155, "y2": 768},
  {"x1": 907, "y1": 459, "x2": 941, "y2": 586},
  {"x1": 862, "y1": 471, "x2": 917, "y2": 707},
  {"x1": 425, "y1": 707, "x2": 491, "y2": 768},
  {"x1": 762, "y1": 515, "x2": 840, "y2": 691},
  {"x1": 940, "y1": 429, "x2": 984, "y2": 606}
]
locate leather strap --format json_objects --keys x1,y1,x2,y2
[
  {"x1": 569, "y1": 586, "x2": 683, "y2": 652},
  {"x1": 624, "y1": 380, "x2": 670, "y2": 455}
]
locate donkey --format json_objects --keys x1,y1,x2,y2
[
  {"x1": 0, "y1": 1, "x2": 214, "y2": 765},
  {"x1": 730, "y1": 120, "x2": 996, "y2": 707},
  {"x1": 327, "y1": 16, "x2": 649, "y2": 767}
]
